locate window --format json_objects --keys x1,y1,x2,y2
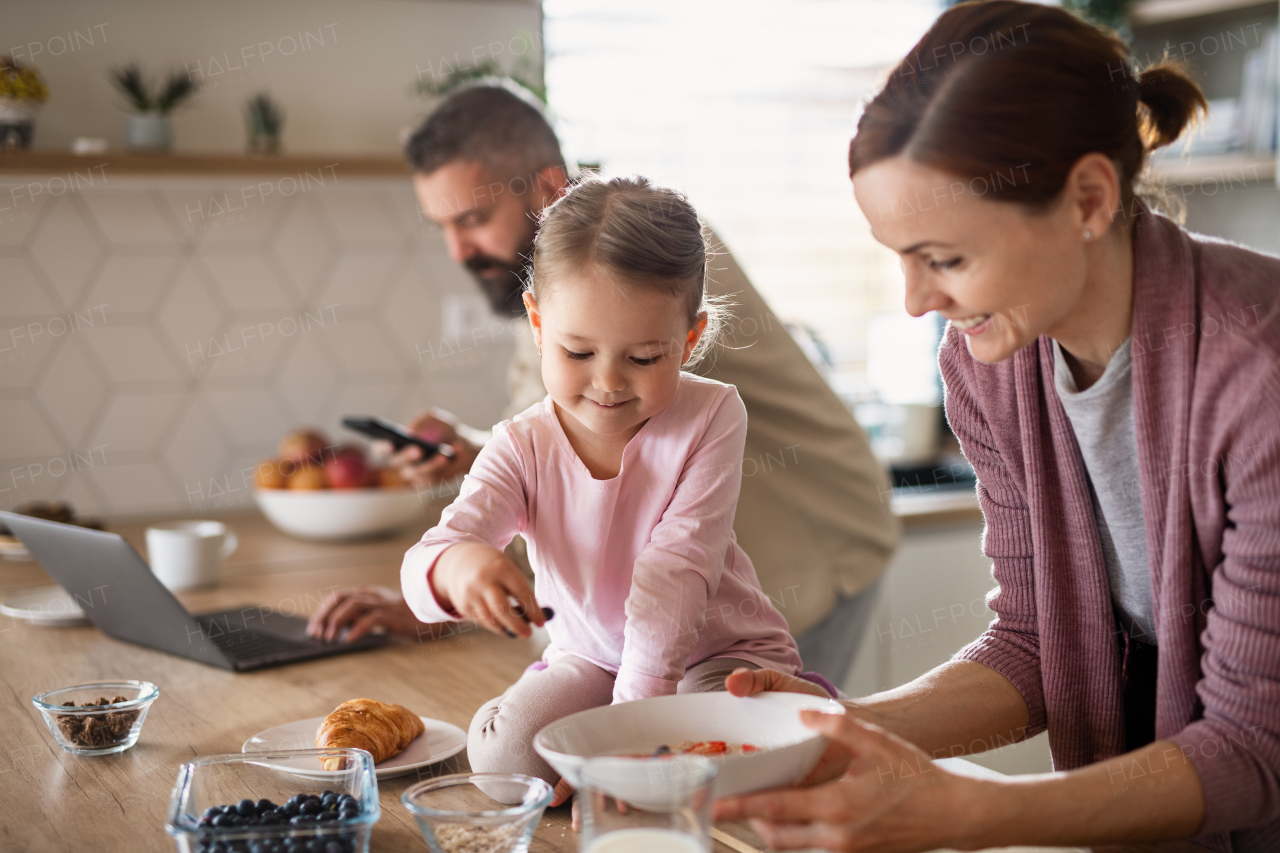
[{"x1": 544, "y1": 0, "x2": 944, "y2": 403}]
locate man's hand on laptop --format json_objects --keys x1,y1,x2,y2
[
  {"x1": 372, "y1": 410, "x2": 479, "y2": 487},
  {"x1": 307, "y1": 586, "x2": 424, "y2": 642}
]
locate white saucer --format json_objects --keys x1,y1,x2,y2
[
  {"x1": 0, "y1": 585, "x2": 90, "y2": 626},
  {"x1": 242, "y1": 715, "x2": 466, "y2": 780}
]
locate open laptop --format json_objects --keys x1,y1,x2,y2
[{"x1": 1, "y1": 511, "x2": 388, "y2": 671}]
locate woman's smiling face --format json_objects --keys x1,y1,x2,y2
[{"x1": 852, "y1": 155, "x2": 1091, "y2": 364}]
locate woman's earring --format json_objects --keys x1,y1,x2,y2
[
  {"x1": 1083, "y1": 229, "x2": 1093, "y2": 241},
  {"x1": 536, "y1": 344, "x2": 542, "y2": 357}
]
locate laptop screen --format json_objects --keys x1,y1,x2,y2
[{"x1": 1, "y1": 512, "x2": 229, "y2": 668}]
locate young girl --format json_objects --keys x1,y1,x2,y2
[{"x1": 400, "y1": 175, "x2": 805, "y2": 797}]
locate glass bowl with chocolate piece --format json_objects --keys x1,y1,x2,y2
[{"x1": 31, "y1": 680, "x2": 159, "y2": 756}]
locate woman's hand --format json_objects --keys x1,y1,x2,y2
[
  {"x1": 725, "y1": 667, "x2": 833, "y2": 700},
  {"x1": 431, "y1": 542, "x2": 545, "y2": 639},
  {"x1": 306, "y1": 586, "x2": 424, "y2": 641},
  {"x1": 726, "y1": 668, "x2": 855, "y2": 785},
  {"x1": 715, "y1": 709, "x2": 991, "y2": 852}
]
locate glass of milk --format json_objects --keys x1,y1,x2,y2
[{"x1": 579, "y1": 755, "x2": 716, "y2": 852}]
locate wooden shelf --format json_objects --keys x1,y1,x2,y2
[
  {"x1": 1132, "y1": 0, "x2": 1277, "y2": 25},
  {"x1": 1150, "y1": 151, "x2": 1278, "y2": 183},
  {"x1": 0, "y1": 150, "x2": 408, "y2": 178}
]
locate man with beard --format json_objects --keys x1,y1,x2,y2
[{"x1": 308, "y1": 81, "x2": 899, "y2": 685}]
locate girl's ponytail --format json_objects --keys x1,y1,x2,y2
[{"x1": 530, "y1": 175, "x2": 727, "y2": 369}]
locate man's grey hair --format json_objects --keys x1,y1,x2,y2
[{"x1": 404, "y1": 79, "x2": 565, "y2": 183}]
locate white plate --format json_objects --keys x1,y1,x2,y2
[
  {"x1": 242, "y1": 715, "x2": 466, "y2": 780},
  {"x1": 0, "y1": 537, "x2": 31, "y2": 561},
  {"x1": 0, "y1": 585, "x2": 90, "y2": 626}
]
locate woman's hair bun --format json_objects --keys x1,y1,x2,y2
[{"x1": 1137, "y1": 63, "x2": 1208, "y2": 151}]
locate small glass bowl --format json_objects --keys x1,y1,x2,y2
[
  {"x1": 401, "y1": 773, "x2": 554, "y2": 853},
  {"x1": 166, "y1": 749, "x2": 380, "y2": 853},
  {"x1": 32, "y1": 680, "x2": 159, "y2": 756}
]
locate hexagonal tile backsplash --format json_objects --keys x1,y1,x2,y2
[{"x1": 0, "y1": 176, "x2": 514, "y2": 519}]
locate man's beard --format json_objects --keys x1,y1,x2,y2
[{"x1": 465, "y1": 225, "x2": 536, "y2": 318}]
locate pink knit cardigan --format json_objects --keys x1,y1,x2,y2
[{"x1": 940, "y1": 208, "x2": 1280, "y2": 852}]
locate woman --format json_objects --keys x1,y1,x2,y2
[{"x1": 716, "y1": 2, "x2": 1280, "y2": 851}]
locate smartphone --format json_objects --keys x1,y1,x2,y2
[{"x1": 341, "y1": 416, "x2": 455, "y2": 460}]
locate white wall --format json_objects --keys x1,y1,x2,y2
[
  {"x1": 8, "y1": 0, "x2": 540, "y2": 154},
  {"x1": 0, "y1": 175, "x2": 515, "y2": 518}
]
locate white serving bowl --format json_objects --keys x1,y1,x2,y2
[
  {"x1": 254, "y1": 487, "x2": 424, "y2": 540},
  {"x1": 534, "y1": 691, "x2": 839, "y2": 799}
]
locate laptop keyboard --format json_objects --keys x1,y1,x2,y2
[{"x1": 194, "y1": 615, "x2": 317, "y2": 661}]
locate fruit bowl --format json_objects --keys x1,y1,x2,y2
[
  {"x1": 254, "y1": 487, "x2": 424, "y2": 541},
  {"x1": 534, "y1": 691, "x2": 838, "y2": 799}
]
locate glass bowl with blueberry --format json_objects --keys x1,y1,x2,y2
[
  {"x1": 166, "y1": 749, "x2": 379, "y2": 853},
  {"x1": 31, "y1": 680, "x2": 159, "y2": 756}
]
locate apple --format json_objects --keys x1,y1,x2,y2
[
  {"x1": 279, "y1": 428, "x2": 329, "y2": 466},
  {"x1": 253, "y1": 458, "x2": 287, "y2": 489},
  {"x1": 324, "y1": 444, "x2": 369, "y2": 490},
  {"x1": 287, "y1": 465, "x2": 326, "y2": 490}
]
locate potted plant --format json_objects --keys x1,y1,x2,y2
[
  {"x1": 0, "y1": 56, "x2": 49, "y2": 150},
  {"x1": 109, "y1": 63, "x2": 198, "y2": 151},
  {"x1": 245, "y1": 92, "x2": 283, "y2": 154}
]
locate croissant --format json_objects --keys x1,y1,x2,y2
[{"x1": 316, "y1": 698, "x2": 425, "y2": 770}]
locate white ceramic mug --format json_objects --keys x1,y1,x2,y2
[{"x1": 145, "y1": 520, "x2": 238, "y2": 591}]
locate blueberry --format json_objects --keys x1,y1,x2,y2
[
  {"x1": 257, "y1": 798, "x2": 276, "y2": 812},
  {"x1": 236, "y1": 798, "x2": 256, "y2": 815},
  {"x1": 203, "y1": 806, "x2": 223, "y2": 820},
  {"x1": 300, "y1": 799, "x2": 322, "y2": 815},
  {"x1": 212, "y1": 814, "x2": 233, "y2": 828},
  {"x1": 306, "y1": 840, "x2": 324, "y2": 853},
  {"x1": 259, "y1": 813, "x2": 280, "y2": 825},
  {"x1": 287, "y1": 794, "x2": 307, "y2": 807},
  {"x1": 324, "y1": 843, "x2": 345, "y2": 853},
  {"x1": 270, "y1": 846, "x2": 285, "y2": 853},
  {"x1": 290, "y1": 815, "x2": 309, "y2": 826},
  {"x1": 320, "y1": 792, "x2": 337, "y2": 807},
  {"x1": 248, "y1": 844, "x2": 267, "y2": 853},
  {"x1": 317, "y1": 811, "x2": 336, "y2": 822},
  {"x1": 207, "y1": 844, "x2": 227, "y2": 853},
  {"x1": 283, "y1": 802, "x2": 300, "y2": 816},
  {"x1": 338, "y1": 809, "x2": 358, "y2": 821}
]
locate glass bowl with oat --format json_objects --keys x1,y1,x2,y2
[
  {"x1": 401, "y1": 773, "x2": 553, "y2": 853},
  {"x1": 32, "y1": 680, "x2": 159, "y2": 756}
]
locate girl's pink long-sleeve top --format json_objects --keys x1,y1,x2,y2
[{"x1": 401, "y1": 373, "x2": 802, "y2": 704}]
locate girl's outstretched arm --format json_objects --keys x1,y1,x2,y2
[{"x1": 401, "y1": 425, "x2": 540, "y2": 635}]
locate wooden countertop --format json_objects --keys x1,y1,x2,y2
[
  {"x1": 0, "y1": 513, "x2": 1196, "y2": 853},
  {"x1": 892, "y1": 488, "x2": 984, "y2": 529},
  {"x1": 0, "y1": 151, "x2": 407, "y2": 178}
]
